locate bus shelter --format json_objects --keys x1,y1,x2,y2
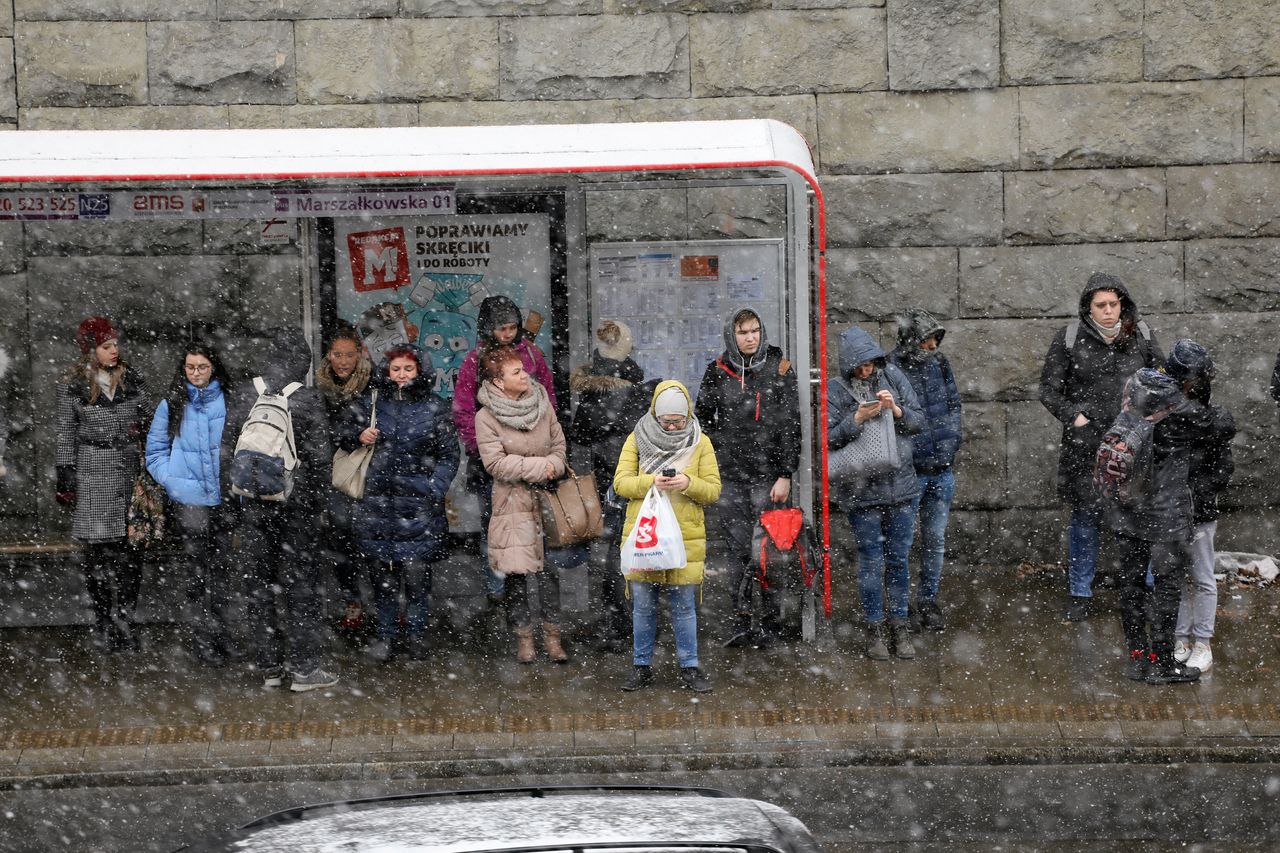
[{"x1": 0, "y1": 120, "x2": 833, "y2": 635}]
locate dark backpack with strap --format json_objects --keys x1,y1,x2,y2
[{"x1": 1093, "y1": 370, "x2": 1179, "y2": 504}]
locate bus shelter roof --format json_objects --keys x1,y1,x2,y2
[{"x1": 0, "y1": 119, "x2": 816, "y2": 185}]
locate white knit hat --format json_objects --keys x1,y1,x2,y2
[{"x1": 653, "y1": 386, "x2": 688, "y2": 418}]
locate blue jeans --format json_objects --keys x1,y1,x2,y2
[
  {"x1": 630, "y1": 582, "x2": 699, "y2": 668},
  {"x1": 848, "y1": 503, "x2": 916, "y2": 624},
  {"x1": 1068, "y1": 505, "x2": 1102, "y2": 598},
  {"x1": 911, "y1": 470, "x2": 955, "y2": 603}
]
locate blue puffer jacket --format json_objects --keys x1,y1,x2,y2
[
  {"x1": 146, "y1": 380, "x2": 226, "y2": 507},
  {"x1": 337, "y1": 347, "x2": 460, "y2": 562},
  {"x1": 888, "y1": 310, "x2": 962, "y2": 475},
  {"x1": 827, "y1": 327, "x2": 923, "y2": 510}
]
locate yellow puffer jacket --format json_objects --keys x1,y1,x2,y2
[{"x1": 613, "y1": 380, "x2": 722, "y2": 586}]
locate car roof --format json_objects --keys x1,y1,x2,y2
[{"x1": 181, "y1": 786, "x2": 812, "y2": 853}]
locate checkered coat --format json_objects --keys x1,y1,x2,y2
[{"x1": 55, "y1": 366, "x2": 149, "y2": 543}]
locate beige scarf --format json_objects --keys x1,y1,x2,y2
[{"x1": 316, "y1": 357, "x2": 372, "y2": 407}]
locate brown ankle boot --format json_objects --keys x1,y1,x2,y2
[
  {"x1": 514, "y1": 624, "x2": 536, "y2": 664},
  {"x1": 542, "y1": 622, "x2": 569, "y2": 663}
]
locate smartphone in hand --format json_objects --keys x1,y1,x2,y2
[{"x1": 661, "y1": 468, "x2": 677, "y2": 477}]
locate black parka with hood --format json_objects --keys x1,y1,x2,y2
[{"x1": 1039, "y1": 275, "x2": 1163, "y2": 507}]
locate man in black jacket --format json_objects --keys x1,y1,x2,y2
[
  {"x1": 225, "y1": 327, "x2": 337, "y2": 692},
  {"x1": 1039, "y1": 273, "x2": 1162, "y2": 621},
  {"x1": 695, "y1": 307, "x2": 801, "y2": 648}
]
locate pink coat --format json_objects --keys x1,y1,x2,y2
[
  {"x1": 452, "y1": 340, "x2": 557, "y2": 456},
  {"x1": 475, "y1": 402, "x2": 567, "y2": 575}
]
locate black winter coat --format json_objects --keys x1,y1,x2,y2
[
  {"x1": 1039, "y1": 282, "x2": 1162, "y2": 507},
  {"x1": 338, "y1": 350, "x2": 459, "y2": 563},
  {"x1": 568, "y1": 351, "x2": 647, "y2": 496},
  {"x1": 694, "y1": 344, "x2": 801, "y2": 484},
  {"x1": 1189, "y1": 403, "x2": 1235, "y2": 524}
]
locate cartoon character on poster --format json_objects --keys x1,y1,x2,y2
[
  {"x1": 410, "y1": 273, "x2": 484, "y2": 399},
  {"x1": 357, "y1": 302, "x2": 418, "y2": 365}
]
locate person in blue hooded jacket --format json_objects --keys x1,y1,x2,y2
[
  {"x1": 337, "y1": 343, "x2": 459, "y2": 663},
  {"x1": 827, "y1": 326, "x2": 925, "y2": 661},
  {"x1": 146, "y1": 340, "x2": 235, "y2": 665},
  {"x1": 889, "y1": 309, "x2": 962, "y2": 633}
]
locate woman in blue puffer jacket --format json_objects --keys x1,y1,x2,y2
[
  {"x1": 146, "y1": 340, "x2": 235, "y2": 665},
  {"x1": 337, "y1": 344, "x2": 459, "y2": 663}
]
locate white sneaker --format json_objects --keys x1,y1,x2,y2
[
  {"x1": 1173, "y1": 639, "x2": 1191, "y2": 663},
  {"x1": 1186, "y1": 642, "x2": 1212, "y2": 673}
]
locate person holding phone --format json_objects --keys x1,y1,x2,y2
[
  {"x1": 614, "y1": 381, "x2": 722, "y2": 692},
  {"x1": 827, "y1": 327, "x2": 925, "y2": 661}
]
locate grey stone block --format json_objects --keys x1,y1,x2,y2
[
  {"x1": 1217, "y1": 508, "x2": 1280, "y2": 557},
  {"x1": 1003, "y1": 401, "x2": 1062, "y2": 508},
  {"x1": 1153, "y1": 310, "x2": 1280, "y2": 415},
  {"x1": 1186, "y1": 239, "x2": 1280, "y2": 313},
  {"x1": 0, "y1": 223, "x2": 22, "y2": 274},
  {"x1": 20, "y1": 106, "x2": 229, "y2": 130},
  {"x1": 986, "y1": 508, "x2": 1067, "y2": 562},
  {"x1": 219, "y1": 0, "x2": 398, "y2": 17},
  {"x1": 14, "y1": 0, "x2": 215, "y2": 19},
  {"x1": 824, "y1": 173, "x2": 1003, "y2": 248},
  {"x1": 24, "y1": 221, "x2": 202, "y2": 257},
  {"x1": 0, "y1": 40, "x2": 13, "y2": 121},
  {"x1": 826, "y1": 247, "x2": 958, "y2": 323},
  {"x1": 0, "y1": 3, "x2": 10, "y2": 37},
  {"x1": 1145, "y1": 0, "x2": 1280, "y2": 81},
  {"x1": 417, "y1": 95, "x2": 818, "y2": 148},
  {"x1": 687, "y1": 185, "x2": 788, "y2": 240},
  {"x1": 944, "y1": 509, "x2": 989, "y2": 561},
  {"x1": 1003, "y1": 169, "x2": 1166, "y2": 245},
  {"x1": 952, "y1": 401, "x2": 1007, "y2": 510},
  {"x1": 1001, "y1": 0, "x2": 1143, "y2": 85},
  {"x1": 586, "y1": 189, "x2": 688, "y2": 242},
  {"x1": 1167, "y1": 164, "x2": 1280, "y2": 239},
  {"x1": 1019, "y1": 80, "x2": 1244, "y2": 169},
  {"x1": 230, "y1": 104, "x2": 417, "y2": 129},
  {"x1": 691, "y1": 10, "x2": 885, "y2": 97},
  {"x1": 25, "y1": 256, "x2": 236, "y2": 337},
  {"x1": 148, "y1": 21, "x2": 295, "y2": 106},
  {"x1": 940, "y1": 318, "x2": 1061, "y2": 401},
  {"x1": 887, "y1": 0, "x2": 998, "y2": 91},
  {"x1": 819, "y1": 89, "x2": 1019, "y2": 174},
  {"x1": 500, "y1": 15, "x2": 687, "y2": 101},
  {"x1": 297, "y1": 19, "x2": 498, "y2": 103},
  {"x1": 1246, "y1": 78, "x2": 1280, "y2": 161},
  {"x1": 406, "y1": 0, "x2": 601, "y2": 12},
  {"x1": 959, "y1": 243, "x2": 1184, "y2": 319},
  {"x1": 15, "y1": 22, "x2": 147, "y2": 108},
  {"x1": 773, "y1": 0, "x2": 882, "y2": 7}
]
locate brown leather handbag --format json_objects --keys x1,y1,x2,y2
[{"x1": 537, "y1": 467, "x2": 605, "y2": 547}]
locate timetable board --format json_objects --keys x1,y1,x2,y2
[{"x1": 588, "y1": 240, "x2": 786, "y2": 400}]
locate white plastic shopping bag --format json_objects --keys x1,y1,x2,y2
[{"x1": 621, "y1": 485, "x2": 687, "y2": 574}]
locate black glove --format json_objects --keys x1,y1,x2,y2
[{"x1": 55, "y1": 465, "x2": 76, "y2": 506}]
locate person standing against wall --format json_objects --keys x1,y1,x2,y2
[
  {"x1": 145, "y1": 341, "x2": 234, "y2": 666},
  {"x1": 889, "y1": 309, "x2": 962, "y2": 632},
  {"x1": 694, "y1": 307, "x2": 800, "y2": 649},
  {"x1": 56, "y1": 317, "x2": 150, "y2": 653},
  {"x1": 315, "y1": 325, "x2": 374, "y2": 636},
  {"x1": 1039, "y1": 273, "x2": 1162, "y2": 622},
  {"x1": 453, "y1": 295, "x2": 557, "y2": 603}
]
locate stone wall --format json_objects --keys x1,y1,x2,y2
[{"x1": 2, "y1": 0, "x2": 1279, "y2": 562}]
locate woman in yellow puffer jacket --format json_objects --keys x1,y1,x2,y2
[{"x1": 613, "y1": 380, "x2": 721, "y2": 693}]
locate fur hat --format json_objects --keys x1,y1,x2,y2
[
  {"x1": 76, "y1": 316, "x2": 119, "y2": 354},
  {"x1": 596, "y1": 320, "x2": 633, "y2": 361}
]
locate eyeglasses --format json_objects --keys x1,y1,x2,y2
[
  {"x1": 658, "y1": 416, "x2": 688, "y2": 429},
  {"x1": 184, "y1": 363, "x2": 213, "y2": 374}
]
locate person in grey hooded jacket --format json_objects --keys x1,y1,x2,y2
[{"x1": 827, "y1": 326, "x2": 924, "y2": 661}]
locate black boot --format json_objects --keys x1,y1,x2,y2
[
  {"x1": 1146, "y1": 655, "x2": 1201, "y2": 685},
  {"x1": 723, "y1": 613, "x2": 754, "y2": 648},
  {"x1": 621, "y1": 665, "x2": 653, "y2": 692},
  {"x1": 1125, "y1": 649, "x2": 1151, "y2": 681},
  {"x1": 889, "y1": 619, "x2": 916, "y2": 660},
  {"x1": 918, "y1": 600, "x2": 945, "y2": 632},
  {"x1": 864, "y1": 623, "x2": 890, "y2": 661}
]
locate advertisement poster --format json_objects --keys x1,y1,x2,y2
[{"x1": 334, "y1": 213, "x2": 552, "y2": 400}]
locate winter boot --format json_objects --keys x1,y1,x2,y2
[
  {"x1": 1125, "y1": 649, "x2": 1152, "y2": 681},
  {"x1": 919, "y1": 600, "x2": 945, "y2": 632},
  {"x1": 601, "y1": 607, "x2": 629, "y2": 655},
  {"x1": 864, "y1": 623, "x2": 890, "y2": 661},
  {"x1": 756, "y1": 613, "x2": 781, "y2": 650},
  {"x1": 890, "y1": 619, "x2": 916, "y2": 660},
  {"x1": 621, "y1": 665, "x2": 653, "y2": 692},
  {"x1": 1064, "y1": 596, "x2": 1090, "y2": 622},
  {"x1": 1146, "y1": 656, "x2": 1201, "y2": 685},
  {"x1": 723, "y1": 613, "x2": 754, "y2": 648},
  {"x1": 680, "y1": 667, "x2": 713, "y2": 692},
  {"x1": 514, "y1": 624, "x2": 536, "y2": 664},
  {"x1": 542, "y1": 622, "x2": 569, "y2": 663}
]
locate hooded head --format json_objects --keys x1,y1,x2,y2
[
  {"x1": 1079, "y1": 272, "x2": 1139, "y2": 334},
  {"x1": 838, "y1": 326, "x2": 888, "y2": 382},
  {"x1": 895, "y1": 309, "x2": 946, "y2": 360},
  {"x1": 596, "y1": 319, "x2": 634, "y2": 362},
  {"x1": 476, "y1": 295, "x2": 524, "y2": 346},
  {"x1": 376, "y1": 343, "x2": 435, "y2": 397},
  {"x1": 722, "y1": 307, "x2": 769, "y2": 373},
  {"x1": 1163, "y1": 338, "x2": 1214, "y2": 404},
  {"x1": 1126, "y1": 367, "x2": 1182, "y2": 417}
]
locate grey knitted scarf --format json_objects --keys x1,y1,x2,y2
[
  {"x1": 477, "y1": 381, "x2": 549, "y2": 431},
  {"x1": 633, "y1": 411, "x2": 702, "y2": 474}
]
